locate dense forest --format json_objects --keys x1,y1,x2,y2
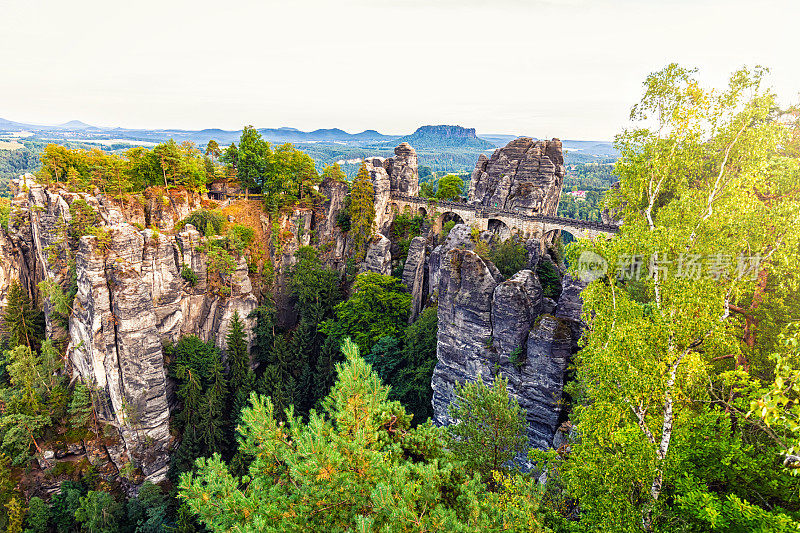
[{"x1": 1, "y1": 65, "x2": 799, "y2": 533}]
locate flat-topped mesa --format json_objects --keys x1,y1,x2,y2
[{"x1": 467, "y1": 137, "x2": 565, "y2": 216}]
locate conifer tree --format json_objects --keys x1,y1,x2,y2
[
  {"x1": 178, "y1": 338, "x2": 546, "y2": 532},
  {"x1": 1, "y1": 282, "x2": 43, "y2": 350},
  {"x1": 225, "y1": 312, "x2": 253, "y2": 421},
  {"x1": 68, "y1": 382, "x2": 93, "y2": 430},
  {"x1": 348, "y1": 162, "x2": 375, "y2": 259},
  {"x1": 199, "y1": 357, "x2": 227, "y2": 455}
]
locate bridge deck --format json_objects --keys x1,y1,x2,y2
[{"x1": 389, "y1": 192, "x2": 619, "y2": 233}]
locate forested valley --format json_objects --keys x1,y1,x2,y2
[{"x1": 0, "y1": 65, "x2": 798, "y2": 533}]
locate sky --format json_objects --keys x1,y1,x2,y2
[{"x1": 2, "y1": 0, "x2": 798, "y2": 140}]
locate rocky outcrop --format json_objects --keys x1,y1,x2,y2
[
  {"x1": 271, "y1": 208, "x2": 313, "y2": 328},
  {"x1": 431, "y1": 242, "x2": 584, "y2": 454},
  {"x1": 362, "y1": 233, "x2": 392, "y2": 276},
  {"x1": 362, "y1": 143, "x2": 419, "y2": 233},
  {"x1": 69, "y1": 226, "x2": 172, "y2": 480},
  {"x1": 2, "y1": 177, "x2": 258, "y2": 482},
  {"x1": 402, "y1": 236, "x2": 428, "y2": 321},
  {"x1": 315, "y1": 176, "x2": 350, "y2": 272},
  {"x1": 431, "y1": 249, "x2": 498, "y2": 427},
  {"x1": 364, "y1": 157, "x2": 393, "y2": 234},
  {"x1": 468, "y1": 138, "x2": 565, "y2": 216},
  {"x1": 385, "y1": 142, "x2": 419, "y2": 196},
  {"x1": 427, "y1": 224, "x2": 496, "y2": 297}
]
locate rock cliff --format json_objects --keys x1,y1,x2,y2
[
  {"x1": 2, "y1": 176, "x2": 258, "y2": 481},
  {"x1": 431, "y1": 237, "x2": 584, "y2": 454},
  {"x1": 467, "y1": 137, "x2": 565, "y2": 216}
]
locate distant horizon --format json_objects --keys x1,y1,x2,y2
[{"x1": 0, "y1": 115, "x2": 615, "y2": 143}]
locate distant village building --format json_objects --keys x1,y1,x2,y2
[{"x1": 566, "y1": 190, "x2": 587, "y2": 201}]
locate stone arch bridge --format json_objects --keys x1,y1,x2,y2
[{"x1": 387, "y1": 192, "x2": 619, "y2": 241}]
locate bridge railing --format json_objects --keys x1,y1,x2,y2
[{"x1": 389, "y1": 192, "x2": 619, "y2": 233}]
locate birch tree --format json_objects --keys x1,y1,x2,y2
[{"x1": 562, "y1": 65, "x2": 800, "y2": 531}]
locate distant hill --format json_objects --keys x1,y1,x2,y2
[
  {"x1": 57, "y1": 120, "x2": 95, "y2": 130},
  {"x1": 0, "y1": 117, "x2": 620, "y2": 175},
  {"x1": 399, "y1": 125, "x2": 494, "y2": 150},
  {"x1": 478, "y1": 133, "x2": 524, "y2": 147}
]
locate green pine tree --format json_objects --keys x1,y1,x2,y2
[
  {"x1": 348, "y1": 162, "x2": 375, "y2": 259},
  {"x1": 1, "y1": 282, "x2": 44, "y2": 350}
]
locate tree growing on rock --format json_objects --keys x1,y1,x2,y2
[
  {"x1": 348, "y1": 162, "x2": 375, "y2": 259},
  {"x1": 446, "y1": 375, "x2": 528, "y2": 484}
]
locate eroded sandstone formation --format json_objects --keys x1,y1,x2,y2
[
  {"x1": 468, "y1": 137, "x2": 565, "y2": 216},
  {"x1": 3, "y1": 176, "x2": 258, "y2": 481},
  {"x1": 431, "y1": 225, "x2": 585, "y2": 453}
]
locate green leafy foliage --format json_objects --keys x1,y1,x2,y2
[
  {"x1": 226, "y1": 223, "x2": 254, "y2": 254},
  {"x1": 38, "y1": 140, "x2": 212, "y2": 193},
  {"x1": 364, "y1": 305, "x2": 439, "y2": 424},
  {"x1": 1, "y1": 282, "x2": 44, "y2": 350},
  {"x1": 180, "y1": 208, "x2": 223, "y2": 236},
  {"x1": 558, "y1": 65, "x2": 800, "y2": 531},
  {"x1": 436, "y1": 173, "x2": 465, "y2": 200},
  {"x1": 68, "y1": 199, "x2": 99, "y2": 239},
  {"x1": 320, "y1": 273, "x2": 411, "y2": 355},
  {"x1": 179, "y1": 264, "x2": 198, "y2": 286},
  {"x1": 536, "y1": 260, "x2": 562, "y2": 301},
  {"x1": 74, "y1": 490, "x2": 123, "y2": 533},
  {"x1": 168, "y1": 336, "x2": 229, "y2": 478},
  {"x1": 348, "y1": 162, "x2": 375, "y2": 258},
  {"x1": 489, "y1": 237, "x2": 528, "y2": 278}
]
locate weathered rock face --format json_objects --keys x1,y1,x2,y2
[
  {"x1": 315, "y1": 176, "x2": 350, "y2": 272},
  {"x1": 431, "y1": 244, "x2": 584, "y2": 453},
  {"x1": 362, "y1": 233, "x2": 392, "y2": 276},
  {"x1": 363, "y1": 157, "x2": 393, "y2": 234},
  {"x1": 385, "y1": 142, "x2": 419, "y2": 197},
  {"x1": 427, "y1": 224, "x2": 496, "y2": 298},
  {"x1": 142, "y1": 188, "x2": 202, "y2": 232},
  {"x1": 402, "y1": 236, "x2": 428, "y2": 322},
  {"x1": 362, "y1": 143, "x2": 419, "y2": 233},
  {"x1": 467, "y1": 137, "x2": 565, "y2": 216},
  {"x1": 2, "y1": 178, "x2": 258, "y2": 482},
  {"x1": 272, "y1": 208, "x2": 313, "y2": 328},
  {"x1": 70, "y1": 226, "x2": 172, "y2": 480}
]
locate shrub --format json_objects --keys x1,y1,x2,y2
[
  {"x1": 227, "y1": 224, "x2": 255, "y2": 253},
  {"x1": 181, "y1": 209, "x2": 224, "y2": 236},
  {"x1": 441, "y1": 220, "x2": 456, "y2": 240},
  {"x1": 181, "y1": 264, "x2": 198, "y2": 286},
  {"x1": 489, "y1": 238, "x2": 528, "y2": 278},
  {"x1": 69, "y1": 199, "x2": 98, "y2": 239},
  {"x1": 536, "y1": 260, "x2": 562, "y2": 300}
]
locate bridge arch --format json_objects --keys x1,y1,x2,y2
[
  {"x1": 487, "y1": 218, "x2": 512, "y2": 241},
  {"x1": 434, "y1": 211, "x2": 465, "y2": 234}
]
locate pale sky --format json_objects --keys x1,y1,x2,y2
[{"x1": 2, "y1": 0, "x2": 798, "y2": 140}]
